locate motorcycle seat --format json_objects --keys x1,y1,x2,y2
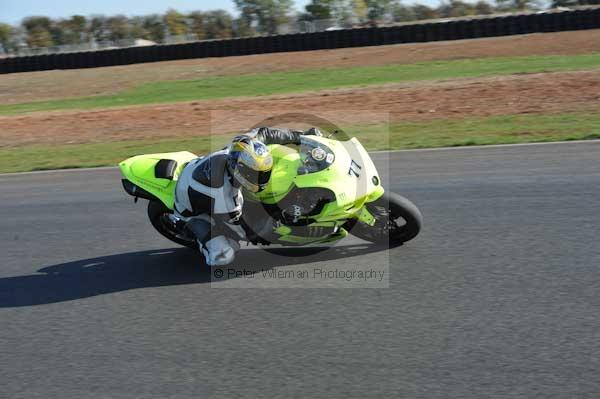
[{"x1": 155, "y1": 159, "x2": 177, "y2": 180}]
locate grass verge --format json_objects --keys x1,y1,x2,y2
[
  {"x1": 2, "y1": 112, "x2": 599, "y2": 173},
  {"x1": 2, "y1": 53, "x2": 600, "y2": 115}
]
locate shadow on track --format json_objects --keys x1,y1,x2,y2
[{"x1": 0, "y1": 244, "x2": 392, "y2": 308}]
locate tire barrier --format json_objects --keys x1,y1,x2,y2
[{"x1": 2, "y1": 8, "x2": 600, "y2": 74}]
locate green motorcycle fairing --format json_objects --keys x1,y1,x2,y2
[
  {"x1": 119, "y1": 151, "x2": 197, "y2": 209},
  {"x1": 119, "y1": 137, "x2": 384, "y2": 246},
  {"x1": 248, "y1": 136, "x2": 385, "y2": 245}
]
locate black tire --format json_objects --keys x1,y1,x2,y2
[
  {"x1": 147, "y1": 201, "x2": 198, "y2": 249},
  {"x1": 346, "y1": 192, "x2": 422, "y2": 245}
]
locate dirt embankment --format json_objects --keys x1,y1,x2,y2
[
  {"x1": 2, "y1": 70, "x2": 600, "y2": 148},
  {"x1": 1, "y1": 29, "x2": 600, "y2": 105}
]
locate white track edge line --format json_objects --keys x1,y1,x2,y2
[
  {"x1": 369, "y1": 139, "x2": 600, "y2": 153},
  {"x1": 2, "y1": 139, "x2": 599, "y2": 176}
]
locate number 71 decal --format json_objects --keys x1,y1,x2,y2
[{"x1": 348, "y1": 160, "x2": 362, "y2": 177}]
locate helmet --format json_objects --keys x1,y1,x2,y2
[{"x1": 227, "y1": 136, "x2": 273, "y2": 193}]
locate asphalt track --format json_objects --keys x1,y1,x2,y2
[{"x1": 1, "y1": 141, "x2": 599, "y2": 398}]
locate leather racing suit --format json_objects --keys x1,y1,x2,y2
[{"x1": 174, "y1": 127, "x2": 318, "y2": 266}]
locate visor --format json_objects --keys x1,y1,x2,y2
[{"x1": 237, "y1": 163, "x2": 272, "y2": 191}]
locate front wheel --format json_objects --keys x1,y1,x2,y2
[
  {"x1": 147, "y1": 201, "x2": 198, "y2": 249},
  {"x1": 346, "y1": 192, "x2": 422, "y2": 245}
]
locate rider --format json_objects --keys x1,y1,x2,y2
[{"x1": 174, "y1": 126, "x2": 321, "y2": 266}]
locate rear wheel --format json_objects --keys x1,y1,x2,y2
[
  {"x1": 147, "y1": 201, "x2": 198, "y2": 249},
  {"x1": 346, "y1": 192, "x2": 422, "y2": 245}
]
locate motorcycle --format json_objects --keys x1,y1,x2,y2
[{"x1": 119, "y1": 135, "x2": 422, "y2": 250}]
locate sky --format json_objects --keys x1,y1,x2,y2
[
  {"x1": 0, "y1": 0, "x2": 313, "y2": 25},
  {"x1": 1, "y1": 0, "x2": 442, "y2": 25}
]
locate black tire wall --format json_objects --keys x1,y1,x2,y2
[{"x1": 2, "y1": 9, "x2": 600, "y2": 74}]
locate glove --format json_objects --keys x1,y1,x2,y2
[
  {"x1": 304, "y1": 127, "x2": 323, "y2": 137},
  {"x1": 201, "y1": 236, "x2": 240, "y2": 266}
]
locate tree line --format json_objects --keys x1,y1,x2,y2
[{"x1": 1, "y1": 0, "x2": 599, "y2": 53}]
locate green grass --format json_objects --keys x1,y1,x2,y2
[
  {"x1": 349, "y1": 113, "x2": 600, "y2": 150},
  {"x1": 2, "y1": 112, "x2": 599, "y2": 173},
  {"x1": 0, "y1": 135, "x2": 232, "y2": 173},
  {"x1": 2, "y1": 53, "x2": 600, "y2": 115}
]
